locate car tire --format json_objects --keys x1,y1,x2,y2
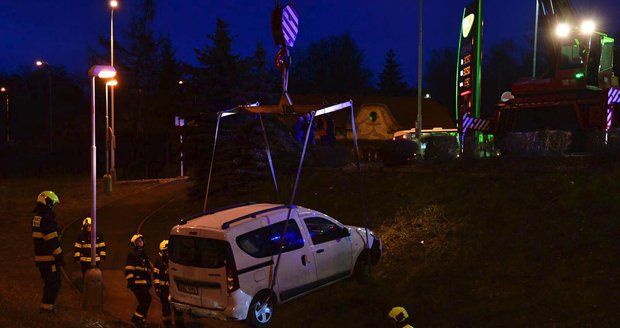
[
  {"x1": 247, "y1": 290, "x2": 276, "y2": 328},
  {"x1": 354, "y1": 251, "x2": 372, "y2": 284}
]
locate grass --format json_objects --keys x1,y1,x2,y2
[
  {"x1": 2, "y1": 157, "x2": 620, "y2": 327},
  {"x1": 0, "y1": 174, "x2": 158, "y2": 327}
]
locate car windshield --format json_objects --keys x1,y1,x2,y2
[{"x1": 169, "y1": 235, "x2": 230, "y2": 269}]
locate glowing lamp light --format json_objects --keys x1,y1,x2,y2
[
  {"x1": 178, "y1": 80, "x2": 184, "y2": 85},
  {"x1": 89, "y1": 65, "x2": 117, "y2": 79},
  {"x1": 0, "y1": 87, "x2": 6, "y2": 92},
  {"x1": 580, "y1": 20, "x2": 596, "y2": 35},
  {"x1": 36, "y1": 60, "x2": 45, "y2": 67},
  {"x1": 575, "y1": 72, "x2": 585, "y2": 79},
  {"x1": 110, "y1": 0, "x2": 119, "y2": 8},
  {"x1": 106, "y1": 79, "x2": 118, "y2": 87},
  {"x1": 424, "y1": 93, "x2": 431, "y2": 99},
  {"x1": 555, "y1": 23, "x2": 571, "y2": 38}
]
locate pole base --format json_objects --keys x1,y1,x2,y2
[
  {"x1": 83, "y1": 267, "x2": 104, "y2": 312},
  {"x1": 103, "y1": 174, "x2": 113, "y2": 195}
]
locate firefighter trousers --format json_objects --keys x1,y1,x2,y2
[
  {"x1": 160, "y1": 290, "x2": 184, "y2": 327},
  {"x1": 38, "y1": 263, "x2": 61, "y2": 310},
  {"x1": 131, "y1": 287, "x2": 152, "y2": 320}
]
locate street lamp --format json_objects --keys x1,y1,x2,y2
[
  {"x1": 555, "y1": 23, "x2": 571, "y2": 38},
  {"x1": 36, "y1": 60, "x2": 53, "y2": 153},
  {"x1": 85, "y1": 65, "x2": 116, "y2": 311},
  {"x1": 109, "y1": 0, "x2": 119, "y2": 181},
  {"x1": 1, "y1": 87, "x2": 9, "y2": 143},
  {"x1": 580, "y1": 20, "x2": 596, "y2": 35},
  {"x1": 105, "y1": 80, "x2": 118, "y2": 179}
]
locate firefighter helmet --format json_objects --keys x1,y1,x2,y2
[
  {"x1": 159, "y1": 239, "x2": 169, "y2": 257},
  {"x1": 388, "y1": 307, "x2": 409, "y2": 323},
  {"x1": 37, "y1": 191, "x2": 60, "y2": 207},
  {"x1": 130, "y1": 233, "x2": 143, "y2": 247},
  {"x1": 82, "y1": 217, "x2": 92, "y2": 226},
  {"x1": 159, "y1": 240, "x2": 168, "y2": 252}
]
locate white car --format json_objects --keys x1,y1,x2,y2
[{"x1": 168, "y1": 203, "x2": 381, "y2": 327}]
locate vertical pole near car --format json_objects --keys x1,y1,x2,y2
[
  {"x1": 90, "y1": 76, "x2": 98, "y2": 269},
  {"x1": 533, "y1": 0, "x2": 539, "y2": 78},
  {"x1": 203, "y1": 112, "x2": 223, "y2": 212},
  {"x1": 416, "y1": 0, "x2": 423, "y2": 157}
]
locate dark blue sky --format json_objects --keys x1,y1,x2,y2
[{"x1": 1, "y1": 1, "x2": 618, "y2": 84}]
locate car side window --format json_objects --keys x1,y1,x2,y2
[
  {"x1": 236, "y1": 220, "x2": 305, "y2": 258},
  {"x1": 303, "y1": 217, "x2": 346, "y2": 245}
]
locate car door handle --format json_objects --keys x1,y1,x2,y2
[
  {"x1": 301, "y1": 255, "x2": 307, "y2": 266},
  {"x1": 316, "y1": 249, "x2": 324, "y2": 254}
]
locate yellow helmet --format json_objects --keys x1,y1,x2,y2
[
  {"x1": 130, "y1": 233, "x2": 143, "y2": 247},
  {"x1": 37, "y1": 191, "x2": 60, "y2": 207},
  {"x1": 388, "y1": 307, "x2": 409, "y2": 323},
  {"x1": 82, "y1": 217, "x2": 92, "y2": 226},
  {"x1": 159, "y1": 240, "x2": 169, "y2": 252}
]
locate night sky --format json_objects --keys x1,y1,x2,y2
[{"x1": 1, "y1": 1, "x2": 618, "y2": 84}]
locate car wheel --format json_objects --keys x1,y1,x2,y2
[
  {"x1": 247, "y1": 290, "x2": 276, "y2": 327},
  {"x1": 354, "y1": 252, "x2": 372, "y2": 284}
]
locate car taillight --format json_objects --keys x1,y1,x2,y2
[{"x1": 225, "y1": 260, "x2": 239, "y2": 293}]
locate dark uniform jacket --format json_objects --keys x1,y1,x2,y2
[
  {"x1": 32, "y1": 204, "x2": 63, "y2": 266},
  {"x1": 73, "y1": 230, "x2": 107, "y2": 265},
  {"x1": 153, "y1": 256, "x2": 170, "y2": 297},
  {"x1": 125, "y1": 249, "x2": 152, "y2": 289}
]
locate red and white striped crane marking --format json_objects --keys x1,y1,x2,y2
[{"x1": 282, "y1": 5, "x2": 299, "y2": 48}]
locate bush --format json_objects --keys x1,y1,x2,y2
[
  {"x1": 423, "y1": 135, "x2": 458, "y2": 162},
  {"x1": 378, "y1": 140, "x2": 418, "y2": 166}
]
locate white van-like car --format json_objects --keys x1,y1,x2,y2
[{"x1": 168, "y1": 203, "x2": 381, "y2": 327}]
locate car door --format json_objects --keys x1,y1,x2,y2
[
  {"x1": 302, "y1": 216, "x2": 352, "y2": 283},
  {"x1": 257, "y1": 218, "x2": 316, "y2": 302}
]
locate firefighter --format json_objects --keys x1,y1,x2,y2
[
  {"x1": 154, "y1": 240, "x2": 185, "y2": 327},
  {"x1": 125, "y1": 234, "x2": 152, "y2": 328},
  {"x1": 73, "y1": 217, "x2": 106, "y2": 276},
  {"x1": 388, "y1": 307, "x2": 414, "y2": 328},
  {"x1": 32, "y1": 191, "x2": 64, "y2": 313}
]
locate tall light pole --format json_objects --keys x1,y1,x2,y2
[
  {"x1": 109, "y1": 0, "x2": 118, "y2": 180},
  {"x1": 85, "y1": 65, "x2": 116, "y2": 312},
  {"x1": 36, "y1": 60, "x2": 53, "y2": 153},
  {"x1": 105, "y1": 80, "x2": 118, "y2": 175},
  {"x1": 416, "y1": 0, "x2": 424, "y2": 158},
  {"x1": 533, "y1": 0, "x2": 540, "y2": 78},
  {"x1": 1, "y1": 87, "x2": 9, "y2": 143}
]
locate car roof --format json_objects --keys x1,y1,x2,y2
[{"x1": 182, "y1": 203, "x2": 294, "y2": 230}]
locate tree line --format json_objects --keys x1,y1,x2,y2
[{"x1": 1, "y1": 0, "x2": 618, "y2": 178}]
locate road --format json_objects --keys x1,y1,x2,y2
[{"x1": 61, "y1": 179, "x2": 242, "y2": 327}]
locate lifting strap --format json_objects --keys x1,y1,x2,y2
[
  {"x1": 268, "y1": 100, "x2": 371, "y2": 299},
  {"x1": 203, "y1": 107, "x2": 280, "y2": 212}
]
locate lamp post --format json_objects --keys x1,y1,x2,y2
[
  {"x1": 1, "y1": 87, "x2": 8, "y2": 143},
  {"x1": 85, "y1": 65, "x2": 116, "y2": 312},
  {"x1": 533, "y1": 0, "x2": 539, "y2": 78},
  {"x1": 416, "y1": 0, "x2": 423, "y2": 159},
  {"x1": 105, "y1": 80, "x2": 118, "y2": 176},
  {"x1": 109, "y1": 0, "x2": 118, "y2": 180},
  {"x1": 36, "y1": 60, "x2": 53, "y2": 153}
]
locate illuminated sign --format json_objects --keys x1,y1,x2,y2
[{"x1": 462, "y1": 14, "x2": 475, "y2": 38}]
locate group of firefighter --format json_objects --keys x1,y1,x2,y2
[
  {"x1": 32, "y1": 190, "x2": 415, "y2": 327},
  {"x1": 32, "y1": 191, "x2": 183, "y2": 328}
]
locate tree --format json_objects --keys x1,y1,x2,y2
[
  {"x1": 239, "y1": 42, "x2": 279, "y2": 104},
  {"x1": 292, "y1": 33, "x2": 372, "y2": 94},
  {"x1": 378, "y1": 49, "x2": 408, "y2": 96},
  {"x1": 425, "y1": 48, "x2": 457, "y2": 120},
  {"x1": 194, "y1": 18, "x2": 241, "y2": 111}
]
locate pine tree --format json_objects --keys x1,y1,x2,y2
[
  {"x1": 379, "y1": 49, "x2": 408, "y2": 96},
  {"x1": 194, "y1": 18, "x2": 240, "y2": 111},
  {"x1": 245, "y1": 42, "x2": 278, "y2": 104}
]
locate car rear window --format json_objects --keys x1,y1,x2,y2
[
  {"x1": 169, "y1": 235, "x2": 231, "y2": 269},
  {"x1": 236, "y1": 220, "x2": 304, "y2": 258}
]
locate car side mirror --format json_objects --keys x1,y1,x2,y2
[{"x1": 340, "y1": 227, "x2": 350, "y2": 238}]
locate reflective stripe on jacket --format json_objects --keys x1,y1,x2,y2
[
  {"x1": 125, "y1": 249, "x2": 152, "y2": 289},
  {"x1": 32, "y1": 204, "x2": 62, "y2": 265},
  {"x1": 73, "y1": 230, "x2": 106, "y2": 264}
]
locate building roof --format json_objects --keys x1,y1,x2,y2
[{"x1": 291, "y1": 94, "x2": 455, "y2": 130}]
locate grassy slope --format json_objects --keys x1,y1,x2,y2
[
  {"x1": 0, "y1": 175, "x2": 157, "y2": 327},
  {"x1": 179, "y1": 158, "x2": 619, "y2": 327}
]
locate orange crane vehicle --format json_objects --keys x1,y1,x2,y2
[{"x1": 495, "y1": 0, "x2": 619, "y2": 151}]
